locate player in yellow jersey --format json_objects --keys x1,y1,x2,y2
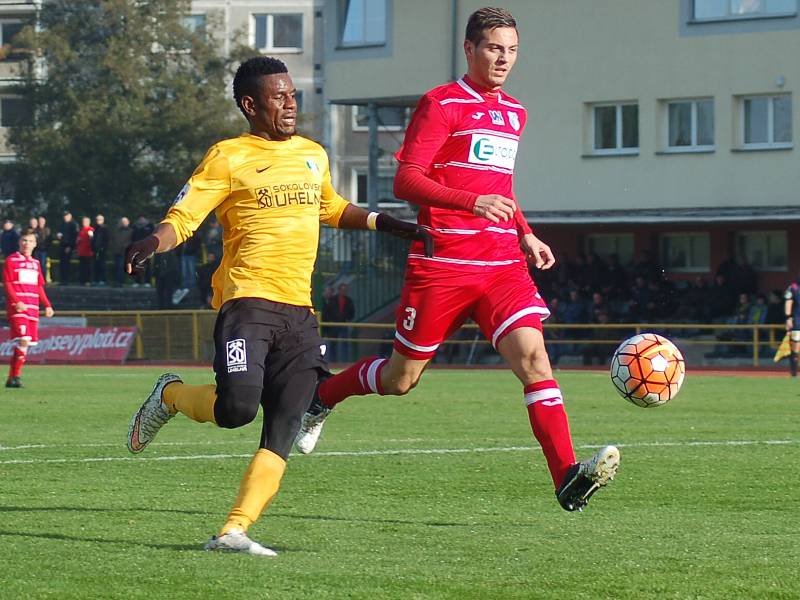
[{"x1": 123, "y1": 57, "x2": 433, "y2": 556}]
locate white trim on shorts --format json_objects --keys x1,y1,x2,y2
[{"x1": 491, "y1": 306, "x2": 552, "y2": 348}]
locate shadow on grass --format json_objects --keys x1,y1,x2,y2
[
  {"x1": 0, "y1": 505, "x2": 212, "y2": 517},
  {"x1": 270, "y1": 512, "x2": 469, "y2": 528},
  {"x1": 0, "y1": 529, "x2": 201, "y2": 552}
]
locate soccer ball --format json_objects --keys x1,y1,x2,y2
[{"x1": 610, "y1": 333, "x2": 685, "y2": 408}]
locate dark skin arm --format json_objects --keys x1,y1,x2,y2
[{"x1": 125, "y1": 206, "x2": 434, "y2": 276}]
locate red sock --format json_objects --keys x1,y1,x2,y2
[
  {"x1": 524, "y1": 379, "x2": 576, "y2": 488},
  {"x1": 11, "y1": 347, "x2": 27, "y2": 378},
  {"x1": 319, "y1": 356, "x2": 387, "y2": 408}
]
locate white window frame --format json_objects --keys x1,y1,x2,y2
[
  {"x1": 735, "y1": 230, "x2": 788, "y2": 272},
  {"x1": 663, "y1": 98, "x2": 715, "y2": 152},
  {"x1": 351, "y1": 105, "x2": 408, "y2": 132},
  {"x1": 350, "y1": 167, "x2": 405, "y2": 208},
  {"x1": 660, "y1": 232, "x2": 711, "y2": 273},
  {"x1": 590, "y1": 102, "x2": 639, "y2": 156},
  {"x1": 693, "y1": 0, "x2": 798, "y2": 21},
  {"x1": 339, "y1": 0, "x2": 387, "y2": 48},
  {"x1": 251, "y1": 13, "x2": 303, "y2": 53},
  {"x1": 738, "y1": 94, "x2": 793, "y2": 150}
]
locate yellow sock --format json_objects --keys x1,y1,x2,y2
[
  {"x1": 162, "y1": 383, "x2": 217, "y2": 424},
  {"x1": 220, "y1": 449, "x2": 287, "y2": 536}
]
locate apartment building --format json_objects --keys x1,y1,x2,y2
[
  {"x1": 322, "y1": 0, "x2": 800, "y2": 291},
  {"x1": 0, "y1": 0, "x2": 35, "y2": 165}
]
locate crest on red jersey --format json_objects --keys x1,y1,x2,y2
[{"x1": 508, "y1": 111, "x2": 520, "y2": 131}]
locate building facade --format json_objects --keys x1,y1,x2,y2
[{"x1": 322, "y1": 0, "x2": 800, "y2": 292}]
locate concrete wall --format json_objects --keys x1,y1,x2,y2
[{"x1": 323, "y1": 0, "x2": 800, "y2": 214}]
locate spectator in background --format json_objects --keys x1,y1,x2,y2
[
  {"x1": 57, "y1": 211, "x2": 79, "y2": 285},
  {"x1": 92, "y1": 214, "x2": 109, "y2": 285},
  {"x1": 1, "y1": 219, "x2": 19, "y2": 257},
  {"x1": 131, "y1": 215, "x2": 154, "y2": 286},
  {"x1": 324, "y1": 282, "x2": 355, "y2": 362},
  {"x1": 766, "y1": 290, "x2": 785, "y2": 326},
  {"x1": 319, "y1": 284, "x2": 335, "y2": 340},
  {"x1": 737, "y1": 255, "x2": 758, "y2": 296},
  {"x1": 606, "y1": 253, "x2": 628, "y2": 300},
  {"x1": 76, "y1": 216, "x2": 94, "y2": 286},
  {"x1": 173, "y1": 230, "x2": 202, "y2": 305},
  {"x1": 582, "y1": 311, "x2": 620, "y2": 366},
  {"x1": 153, "y1": 249, "x2": 180, "y2": 309},
  {"x1": 204, "y1": 216, "x2": 223, "y2": 259},
  {"x1": 544, "y1": 296, "x2": 565, "y2": 367},
  {"x1": 707, "y1": 273, "x2": 736, "y2": 321},
  {"x1": 109, "y1": 216, "x2": 133, "y2": 286},
  {"x1": 196, "y1": 251, "x2": 220, "y2": 308},
  {"x1": 34, "y1": 216, "x2": 52, "y2": 281}
]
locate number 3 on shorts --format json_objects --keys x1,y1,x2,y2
[{"x1": 403, "y1": 307, "x2": 417, "y2": 331}]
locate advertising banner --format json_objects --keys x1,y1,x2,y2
[{"x1": 0, "y1": 326, "x2": 136, "y2": 364}]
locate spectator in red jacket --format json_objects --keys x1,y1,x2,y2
[{"x1": 76, "y1": 216, "x2": 94, "y2": 286}]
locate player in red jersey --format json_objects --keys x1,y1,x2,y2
[
  {"x1": 4, "y1": 230, "x2": 54, "y2": 388},
  {"x1": 296, "y1": 7, "x2": 619, "y2": 511}
]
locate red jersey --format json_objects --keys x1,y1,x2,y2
[
  {"x1": 3, "y1": 251, "x2": 51, "y2": 319},
  {"x1": 395, "y1": 76, "x2": 528, "y2": 269},
  {"x1": 77, "y1": 226, "x2": 95, "y2": 257}
]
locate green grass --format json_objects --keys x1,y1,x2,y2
[{"x1": 1, "y1": 366, "x2": 798, "y2": 600}]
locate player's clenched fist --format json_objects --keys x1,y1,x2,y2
[
  {"x1": 125, "y1": 235, "x2": 160, "y2": 275},
  {"x1": 473, "y1": 194, "x2": 516, "y2": 224}
]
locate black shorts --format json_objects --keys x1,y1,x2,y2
[{"x1": 213, "y1": 297, "x2": 329, "y2": 392}]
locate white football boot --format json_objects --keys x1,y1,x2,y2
[
  {"x1": 126, "y1": 373, "x2": 182, "y2": 454},
  {"x1": 294, "y1": 397, "x2": 331, "y2": 455},
  {"x1": 204, "y1": 529, "x2": 277, "y2": 557}
]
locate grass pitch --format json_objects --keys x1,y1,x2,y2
[{"x1": 0, "y1": 366, "x2": 798, "y2": 600}]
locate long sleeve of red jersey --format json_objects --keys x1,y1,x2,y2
[
  {"x1": 3, "y1": 258, "x2": 21, "y2": 306},
  {"x1": 393, "y1": 95, "x2": 478, "y2": 212},
  {"x1": 513, "y1": 204, "x2": 532, "y2": 236},
  {"x1": 393, "y1": 162, "x2": 478, "y2": 211}
]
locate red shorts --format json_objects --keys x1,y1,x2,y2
[
  {"x1": 393, "y1": 262, "x2": 550, "y2": 360},
  {"x1": 8, "y1": 312, "x2": 39, "y2": 344}
]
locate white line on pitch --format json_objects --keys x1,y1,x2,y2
[{"x1": 0, "y1": 439, "x2": 794, "y2": 466}]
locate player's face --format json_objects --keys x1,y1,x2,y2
[
  {"x1": 19, "y1": 235, "x2": 36, "y2": 257},
  {"x1": 465, "y1": 26, "x2": 519, "y2": 90},
  {"x1": 244, "y1": 73, "x2": 298, "y2": 141}
]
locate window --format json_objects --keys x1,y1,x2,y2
[
  {"x1": 352, "y1": 105, "x2": 408, "y2": 131},
  {"x1": 1, "y1": 20, "x2": 25, "y2": 59},
  {"x1": 253, "y1": 14, "x2": 302, "y2": 52},
  {"x1": 339, "y1": 0, "x2": 386, "y2": 47},
  {"x1": 694, "y1": 0, "x2": 797, "y2": 19},
  {"x1": 666, "y1": 99, "x2": 714, "y2": 150},
  {"x1": 736, "y1": 231, "x2": 787, "y2": 271},
  {"x1": 0, "y1": 97, "x2": 32, "y2": 127},
  {"x1": 352, "y1": 168, "x2": 402, "y2": 206},
  {"x1": 740, "y1": 94, "x2": 792, "y2": 148},
  {"x1": 586, "y1": 234, "x2": 635, "y2": 266},
  {"x1": 591, "y1": 103, "x2": 639, "y2": 155},
  {"x1": 661, "y1": 233, "x2": 710, "y2": 272},
  {"x1": 183, "y1": 14, "x2": 206, "y2": 36}
]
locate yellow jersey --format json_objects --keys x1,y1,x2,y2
[{"x1": 162, "y1": 133, "x2": 350, "y2": 309}]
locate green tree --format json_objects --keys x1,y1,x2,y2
[{"x1": 4, "y1": 0, "x2": 241, "y2": 218}]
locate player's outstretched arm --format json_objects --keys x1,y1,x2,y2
[
  {"x1": 337, "y1": 204, "x2": 434, "y2": 257},
  {"x1": 125, "y1": 223, "x2": 179, "y2": 275}
]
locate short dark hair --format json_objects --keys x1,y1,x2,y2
[
  {"x1": 233, "y1": 56, "x2": 289, "y2": 115},
  {"x1": 465, "y1": 7, "x2": 517, "y2": 46}
]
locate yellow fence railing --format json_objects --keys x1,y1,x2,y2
[{"x1": 53, "y1": 311, "x2": 787, "y2": 368}]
